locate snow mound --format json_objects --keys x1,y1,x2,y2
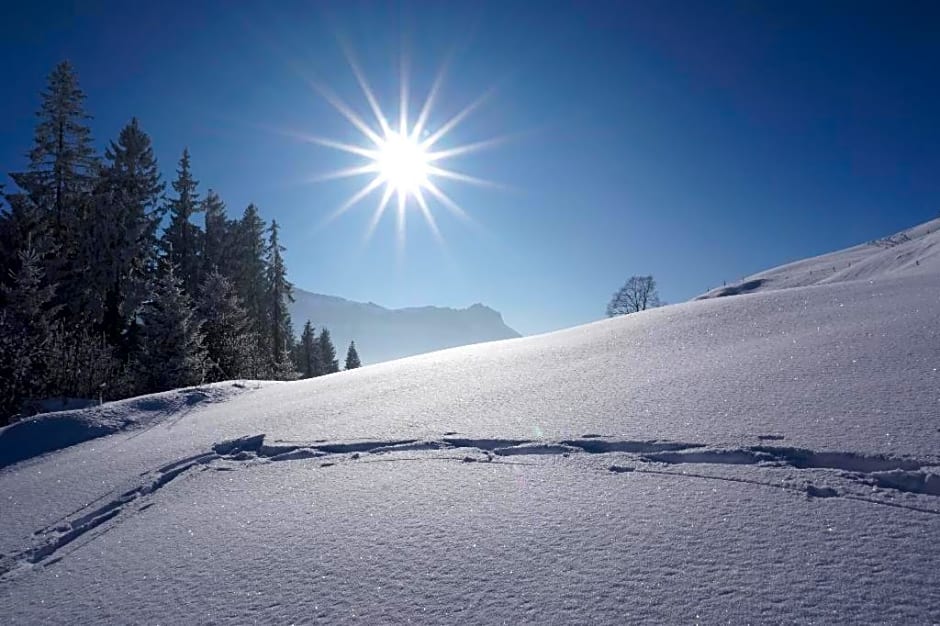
[
  {"x1": 0, "y1": 381, "x2": 267, "y2": 469},
  {"x1": 700, "y1": 217, "x2": 940, "y2": 298}
]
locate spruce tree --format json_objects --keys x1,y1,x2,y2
[
  {"x1": 231, "y1": 204, "x2": 267, "y2": 338},
  {"x1": 9, "y1": 61, "x2": 97, "y2": 231},
  {"x1": 0, "y1": 246, "x2": 60, "y2": 420},
  {"x1": 197, "y1": 270, "x2": 253, "y2": 382},
  {"x1": 265, "y1": 219, "x2": 295, "y2": 378},
  {"x1": 84, "y1": 118, "x2": 164, "y2": 348},
  {"x1": 0, "y1": 190, "x2": 55, "y2": 305},
  {"x1": 318, "y1": 327, "x2": 339, "y2": 374},
  {"x1": 296, "y1": 320, "x2": 322, "y2": 378},
  {"x1": 133, "y1": 262, "x2": 207, "y2": 394},
  {"x1": 2, "y1": 62, "x2": 317, "y2": 405},
  {"x1": 160, "y1": 149, "x2": 203, "y2": 297},
  {"x1": 344, "y1": 341, "x2": 361, "y2": 370},
  {"x1": 46, "y1": 324, "x2": 118, "y2": 403},
  {"x1": 0, "y1": 190, "x2": 9, "y2": 301},
  {"x1": 7, "y1": 61, "x2": 98, "y2": 325},
  {"x1": 203, "y1": 190, "x2": 231, "y2": 274}
]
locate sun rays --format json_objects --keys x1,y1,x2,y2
[{"x1": 300, "y1": 44, "x2": 505, "y2": 249}]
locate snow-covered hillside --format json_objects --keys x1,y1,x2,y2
[
  {"x1": 289, "y1": 288, "x2": 521, "y2": 364},
  {"x1": 1, "y1": 219, "x2": 938, "y2": 623},
  {"x1": 700, "y1": 217, "x2": 940, "y2": 298}
]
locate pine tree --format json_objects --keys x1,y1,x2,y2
[
  {"x1": 197, "y1": 270, "x2": 254, "y2": 382},
  {"x1": 7, "y1": 61, "x2": 98, "y2": 325},
  {"x1": 0, "y1": 246, "x2": 60, "y2": 420},
  {"x1": 83, "y1": 118, "x2": 164, "y2": 348},
  {"x1": 0, "y1": 190, "x2": 9, "y2": 301},
  {"x1": 2, "y1": 62, "x2": 319, "y2": 406},
  {"x1": 160, "y1": 149, "x2": 203, "y2": 297},
  {"x1": 203, "y1": 190, "x2": 231, "y2": 274},
  {"x1": 344, "y1": 341, "x2": 361, "y2": 370},
  {"x1": 9, "y1": 61, "x2": 97, "y2": 231},
  {"x1": 318, "y1": 327, "x2": 339, "y2": 374},
  {"x1": 0, "y1": 190, "x2": 55, "y2": 306},
  {"x1": 46, "y1": 324, "x2": 118, "y2": 404},
  {"x1": 296, "y1": 320, "x2": 322, "y2": 378},
  {"x1": 265, "y1": 219, "x2": 295, "y2": 378},
  {"x1": 133, "y1": 263, "x2": 207, "y2": 394},
  {"x1": 231, "y1": 204, "x2": 267, "y2": 338}
]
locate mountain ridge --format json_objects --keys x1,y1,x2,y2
[{"x1": 288, "y1": 288, "x2": 521, "y2": 365}]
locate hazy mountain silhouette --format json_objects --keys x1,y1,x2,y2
[{"x1": 289, "y1": 289, "x2": 521, "y2": 365}]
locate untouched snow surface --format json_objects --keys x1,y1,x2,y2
[
  {"x1": 700, "y1": 217, "x2": 940, "y2": 298},
  {"x1": 1, "y1": 220, "x2": 939, "y2": 623}
]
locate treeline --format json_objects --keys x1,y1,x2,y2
[
  {"x1": 0, "y1": 62, "x2": 358, "y2": 425},
  {"x1": 294, "y1": 323, "x2": 361, "y2": 377}
]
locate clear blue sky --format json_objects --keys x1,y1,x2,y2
[{"x1": 2, "y1": 1, "x2": 938, "y2": 335}]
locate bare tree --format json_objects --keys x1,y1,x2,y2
[{"x1": 606, "y1": 275, "x2": 661, "y2": 317}]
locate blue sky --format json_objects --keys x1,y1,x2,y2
[{"x1": 2, "y1": 1, "x2": 938, "y2": 335}]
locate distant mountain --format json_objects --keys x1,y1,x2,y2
[{"x1": 288, "y1": 289, "x2": 521, "y2": 365}]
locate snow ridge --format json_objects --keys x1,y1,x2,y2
[
  {"x1": 0, "y1": 382, "x2": 264, "y2": 470},
  {"x1": 699, "y1": 217, "x2": 940, "y2": 299}
]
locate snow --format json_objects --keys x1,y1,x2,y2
[
  {"x1": 5, "y1": 453, "x2": 939, "y2": 623},
  {"x1": 0, "y1": 381, "x2": 268, "y2": 470},
  {"x1": 699, "y1": 217, "x2": 940, "y2": 298},
  {"x1": 1, "y1": 220, "x2": 939, "y2": 623}
]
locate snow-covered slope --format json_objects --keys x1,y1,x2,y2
[
  {"x1": 289, "y1": 289, "x2": 521, "y2": 364},
  {"x1": 1, "y1": 220, "x2": 939, "y2": 623},
  {"x1": 700, "y1": 217, "x2": 940, "y2": 298}
]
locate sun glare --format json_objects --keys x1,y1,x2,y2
[
  {"x1": 298, "y1": 43, "x2": 506, "y2": 248},
  {"x1": 376, "y1": 131, "x2": 429, "y2": 194}
]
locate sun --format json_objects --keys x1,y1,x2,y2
[
  {"x1": 376, "y1": 130, "x2": 429, "y2": 195},
  {"x1": 296, "y1": 42, "x2": 507, "y2": 248}
]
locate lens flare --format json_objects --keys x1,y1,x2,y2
[{"x1": 301, "y1": 43, "x2": 508, "y2": 248}]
